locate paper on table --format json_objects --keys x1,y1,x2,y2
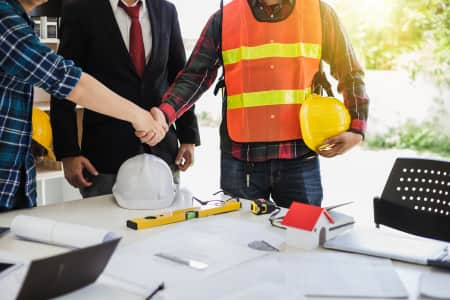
[
  {"x1": 324, "y1": 227, "x2": 448, "y2": 265},
  {"x1": 281, "y1": 252, "x2": 409, "y2": 298},
  {"x1": 420, "y1": 269, "x2": 450, "y2": 299},
  {"x1": 11, "y1": 215, "x2": 119, "y2": 248},
  {"x1": 105, "y1": 222, "x2": 271, "y2": 290},
  {"x1": 177, "y1": 215, "x2": 285, "y2": 249},
  {"x1": 166, "y1": 256, "x2": 304, "y2": 300}
]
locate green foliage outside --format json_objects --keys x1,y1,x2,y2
[
  {"x1": 333, "y1": 0, "x2": 450, "y2": 156},
  {"x1": 365, "y1": 121, "x2": 450, "y2": 158},
  {"x1": 334, "y1": 0, "x2": 449, "y2": 87}
]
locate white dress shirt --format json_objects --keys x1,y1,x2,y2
[{"x1": 109, "y1": 0, "x2": 152, "y2": 63}]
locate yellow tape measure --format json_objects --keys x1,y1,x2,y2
[
  {"x1": 127, "y1": 200, "x2": 242, "y2": 230},
  {"x1": 250, "y1": 199, "x2": 278, "y2": 215}
]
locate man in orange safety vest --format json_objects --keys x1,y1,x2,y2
[{"x1": 142, "y1": 0, "x2": 369, "y2": 208}]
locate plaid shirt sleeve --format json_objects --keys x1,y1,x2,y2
[
  {"x1": 0, "y1": 6, "x2": 82, "y2": 99},
  {"x1": 321, "y1": 2, "x2": 369, "y2": 136},
  {"x1": 160, "y1": 12, "x2": 222, "y2": 125}
]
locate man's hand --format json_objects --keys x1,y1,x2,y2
[
  {"x1": 135, "y1": 107, "x2": 169, "y2": 146},
  {"x1": 318, "y1": 131, "x2": 363, "y2": 158},
  {"x1": 175, "y1": 144, "x2": 195, "y2": 171},
  {"x1": 62, "y1": 156, "x2": 99, "y2": 188}
]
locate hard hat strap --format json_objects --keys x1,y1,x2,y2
[{"x1": 312, "y1": 61, "x2": 334, "y2": 97}]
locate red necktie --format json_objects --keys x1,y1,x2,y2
[{"x1": 119, "y1": 1, "x2": 145, "y2": 77}]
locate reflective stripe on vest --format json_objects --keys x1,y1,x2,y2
[
  {"x1": 222, "y1": 0, "x2": 322, "y2": 143},
  {"x1": 222, "y1": 42, "x2": 321, "y2": 66}
]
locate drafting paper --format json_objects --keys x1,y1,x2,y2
[
  {"x1": 11, "y1": 215, "x2": 119, "y2": 248},
  {"x1": 281, "y1": 252, "x2": 409, "y2": 298}
]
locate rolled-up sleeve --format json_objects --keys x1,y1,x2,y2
[{"x1": 0, "y1": 8, "x2": 81, "y2": 99}]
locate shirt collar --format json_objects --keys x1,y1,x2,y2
[{"x1": 110, "y1": 0, "x2": 147, "y2": 14}]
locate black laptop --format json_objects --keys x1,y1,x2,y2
[{"x1": 15, "y1": 238, "x2": 121, "y2": 300}]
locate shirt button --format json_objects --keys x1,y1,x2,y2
[
  {"x1": 269, "y1": 64, "x2": 275, "y2": 69},
  {"x1": 270, "y1": 39, "x2": 275, "y2": 43},
  {"x1": 270, "y1": 114, "x2": 276, "y2": 119},
  {"x1": 270, "y1": 14, "x2": 274, "y2": 19}
]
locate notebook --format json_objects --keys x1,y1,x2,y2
[{"x1": 323, "y1": 228, "x2": 449, "y2": 267}]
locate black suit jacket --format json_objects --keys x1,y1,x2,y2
[{"x1": 50, "y1": 0, "x2": 200, "y2": 174}]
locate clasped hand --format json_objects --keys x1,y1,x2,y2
[{"x1": 133, "y1": 107, "x2": 169, "y2": 146}]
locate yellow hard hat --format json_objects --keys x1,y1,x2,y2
[
  {"x1": 32, "y1": 108, "x2": 56, "y2": 161},
  {"x1": 300, "y1": 94, "x2": 351, "y2": 152}
]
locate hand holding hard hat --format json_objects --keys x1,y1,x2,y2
[
  {"x1": 112, "y1": 154, "x2": 192, "y2": 210},
  {"x1": 300, "y1": 94, "x2": 361, "y2": 156}
]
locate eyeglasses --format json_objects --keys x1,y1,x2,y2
[
  {"x1": 268, "y1": 206, "x2": 286, "y2": 230},
  {"x1": 191, "y1": 190, "x2": 236, "y2": 207}
]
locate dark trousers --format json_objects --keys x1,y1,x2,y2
[{"x1": 220, "y1": 153, "x2": 323, "y2": 208}]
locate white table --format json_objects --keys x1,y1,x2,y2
[{"x1": 0, "y1": 195, "x2": 431, "y2": 299}]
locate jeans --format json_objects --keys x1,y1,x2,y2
[
  {"x1": 220, "y1": 153, "x2": 323, "y2": 208},
  {"x1": 80, "y1": 169, "x2": 181, "y2": 199}
]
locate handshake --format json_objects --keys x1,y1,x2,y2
[{"x1": 133, "y1": 107, "x2": 169, "y2": 147}]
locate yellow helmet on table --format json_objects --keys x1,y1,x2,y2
[
  {"x1": 32, "y1": 108, "x2": 56, "y2": 161},
  {"x1": 300, "y1": 94, "x2": 351, "y2": 152}
]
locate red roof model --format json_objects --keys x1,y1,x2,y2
[{"x1": 282, "y1": 202, "x2": 334, "y2": 231}]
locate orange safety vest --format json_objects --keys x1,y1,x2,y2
[{"x1": 222, "y1": 0, "x2": 322, "y2": 143}]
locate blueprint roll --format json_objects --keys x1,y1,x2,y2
[{"x1": 11, "y1": 215, "x2": 119, "y2": 248}]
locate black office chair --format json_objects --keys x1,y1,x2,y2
[{"x1": 374, "y1": 158, "x2": 450, "y2": 242}]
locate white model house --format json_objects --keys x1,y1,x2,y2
[{"x1": 282, "y1": 202, "x2": 335, "y2": 250}]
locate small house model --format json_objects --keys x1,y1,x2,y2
[{"x1": 282, "y1": 202, "x2": 335, "y2": 250}]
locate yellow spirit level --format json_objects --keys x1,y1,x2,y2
[{"x1": 127, "y1": 200, "x2": 241, "y2": 230}]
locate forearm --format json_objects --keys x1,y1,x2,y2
[{"x1": 66, "y1": 72, "x2": 143, "y2": 125}]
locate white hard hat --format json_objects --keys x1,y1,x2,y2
[{"x1": 112, "y1": 154, "x2": 192, "y2": 210}]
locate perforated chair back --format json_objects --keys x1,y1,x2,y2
[{"x1": 374, "y1": 158, "x2": 450, "y2": 242}]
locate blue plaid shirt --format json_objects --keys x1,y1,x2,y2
[{"x1": 0, "y1": 0, "x2": 82, "y2": 209}]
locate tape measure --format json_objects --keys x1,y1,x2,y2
[
  {"x1": 127, "y1": 199, "x2": 241, "y2": 230},
  {"x1": 250, "y1": 199, "x2": 278, "y2": 215}
]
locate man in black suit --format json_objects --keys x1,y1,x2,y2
[{"x1": 51, "y1": 0, "x2": 200, "y2": 198}]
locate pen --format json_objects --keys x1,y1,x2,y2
[{"x1": 146, "y1": 282, "x2": 165, "y2": 300}]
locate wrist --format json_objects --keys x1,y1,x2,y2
[
  {"x1": 348, "y1": 128, "x2": 365, "y2": 140},
  {"x1": 131, "y1": 106, "x2": 146, "y2": 129}
]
